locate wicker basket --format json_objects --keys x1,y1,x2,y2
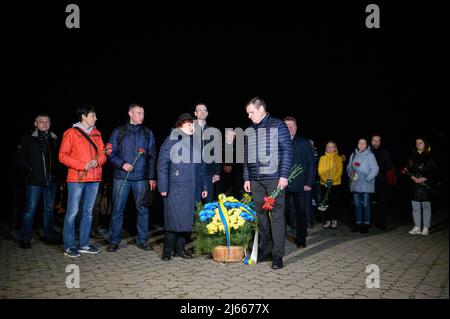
[{"x1": 212, "y1": 246, "x2": 244, "y2": 263}]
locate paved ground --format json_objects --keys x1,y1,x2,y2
[{"x1": 0, "y1": 210, "x2": 448, "y2": 299}]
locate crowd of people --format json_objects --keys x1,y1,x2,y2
[{"x1": 12, "y1": 97, "x2": 440, "y2": 269}]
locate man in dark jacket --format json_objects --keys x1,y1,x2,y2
[
  {"x1": 284, "y1": 117, "x2": 315, "y2": 248},
  {"x1": 107, "y1": 104, "x2": 157, "y2": 252},
  {"x1": 243, "y1": 97, "x2": 293, "y2": 269},
  {"x1": 194, "y1": 103, "x2": 221, "y2": 202},
  {"x1": 371, "y1": 135, "x2": 393, "y2": 230},
  {"x1": 15, "y1": 114, "x2": 62, "y2": 248},
  {"x1": 218, "y1": 129, "x2": 244, "y2": 198}
]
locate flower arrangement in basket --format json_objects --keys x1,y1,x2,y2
[{"x1": 194, "y1": 193, "x2": 258, "y2": 263}]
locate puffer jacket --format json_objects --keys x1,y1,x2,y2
[
  {"x1": 108, "y1": 123, "x2": 157, "y2": 181},
  {"x1": 59, "y1": 124, "x2": 107, "y2": 182},
  {"x1": 406, "y1": 150, "x2": 438, "y2": 201},
  {"x1": 318, "y1": 150, "x2": 343, "y2": 186},
  {"x1": 243, "y1": 114, "x2": 292, "y2": 181},
  {"x1": 347, "y1": 147, "x2": 379, "y2": 193}
]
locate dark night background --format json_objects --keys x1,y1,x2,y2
[{"x1": 3, "y1": 1, "x2": 449, "y2": 226}]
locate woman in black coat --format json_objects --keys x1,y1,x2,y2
[
  {"x1": 157, "y1": 113, "x2": 208, "y2": 261},
  {"x1": 402, "y1": 137, "x2": 438, "y2": 236}
]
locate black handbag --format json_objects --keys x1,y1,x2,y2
[{"x1": 139, "y1": 183, "x2": 154, "y2": 207}]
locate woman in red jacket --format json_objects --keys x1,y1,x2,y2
[{"x1": 59, "y1": 105, "x2": 107, "y2": 257}]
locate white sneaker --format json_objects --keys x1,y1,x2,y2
[
  {"x1": 409, "y1": 226, "x2": 422, "y2": 235},
  {"x1": 323, "y1": 221, "x2": 331, "y2": 228},
  {"x1": 331, "y1": 220, "x2": 338, "y2": 229},
  {"x1": 421, "y1": 227, "x2": 429, "y2": 236}
]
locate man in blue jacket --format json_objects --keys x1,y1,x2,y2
[
  {"x1": 107, "y1": 104, "x2": 157, "y2": 252},
  {"x1": 243, "y1": 97, "x2": 292, "y2": 269},
  {"x1": 284, "y1": 116, "x2": 315, "y2": 248}
]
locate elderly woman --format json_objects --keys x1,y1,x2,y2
[
  {"x1": 347, "y1": 138, "x2": 379, "y2": 233},
  {"x1": 157, "y1": 113, "x2": 208, "y2": 261}
]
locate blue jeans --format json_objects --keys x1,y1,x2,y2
[
  {"x1": 109, "y1": 179, "x2": 149, "y2": 245},
  {"x1": 353, "y1": 192, "x2": 371, "y2": 225},
  {"x1": 63, "y1": 182, "x2": 99, "y2": 250},
  {"x1": 20, "y1": 184, "x2": 56, "y2": 241}
]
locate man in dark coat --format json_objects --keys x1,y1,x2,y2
[
  {"x1": 158, "y1": 113, "x2": 208, "y2": 261},
  {"x1": 194, "y1": 103, "x2": 221, "y2": 202},
  {"x1": 107, "y1": 104, "x2": 157, "y2": 252},
  {"x1": 284, "y1": 117, "x2": 315, "y2": 248},
  {"x1": 243, "y1": 97, "x2": 293, "y2": 270},
  {"x1": 14, "y1": 114, "x2": 63, "y2": 248},
  {"x1": 371, "y1": 135, "x2": 393, "y2": 230},
  {"x1": 218, "y1": 129, "x2": 244, "y2": 198}
]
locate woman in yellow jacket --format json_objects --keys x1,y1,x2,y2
[{"x1": 318, "y1": 141, "x2": 343, "y2": 229}]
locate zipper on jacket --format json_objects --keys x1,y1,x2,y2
[
  {"x1": 42, "y1": 153, "x2": 49, "y2": 185},
  {"x1": 46, "y1": 137, "x2": 52, "y2": 184}
]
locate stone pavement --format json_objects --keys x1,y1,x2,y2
[{"x1": 0, "y1": 211, "x2": 448, "y2": 299}]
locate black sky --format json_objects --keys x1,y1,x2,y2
[{"x1": 5, "y1": 1, "x2": 449, "y2": 173}]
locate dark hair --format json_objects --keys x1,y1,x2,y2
[
  {"x1": 246, "y1": 97, "x2": 267, "y2": 111},
  {"x1": 415, "y1": 137, "x2": 431, "y2": 153},
  {"x1": 326, "y1": 140, "x2": 337, "y2": 148},
  {"x1": 77, "y1": 105, "x2": 96, "y2": 122},
  {"x1": 283, "y1": 116, "x2": 297, "y2": 125},
  {"x1": 128, "y1": 103, "x2": 144, "y2": 111}
]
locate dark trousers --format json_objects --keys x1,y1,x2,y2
[
  {"x1": 320, "y1": 185, "x2": 342, "y2": 221},
  {"x1": 374, "y1": 182, "x2": 389, "y2": 227},
  {"x1": 163, "y1": 231, "x2": 188, "y2": 256},
  {"x1": 286, "y1": 191, "x2": 308, "y2": 247},
  {"x1": 252, "y1": 179, "x2": 286, "y2": 259}
]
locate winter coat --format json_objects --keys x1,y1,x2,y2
[
  {"x1": 347, "y1": 147, "x2": 379, "y2": 193},
  {"x1": 194, "y1": 122, "x2": 221, "y2": 177},
  {"x1": 318, "y1": 150, "x2": 343, "y2": 186},
  {"x1": 15, "y1": 130, "x2": 63, "y2": 185},
  {"x1": 108, "y1": 123, "x2": 157, "y2": 181},
  {"x1": 59, "y1": 124, "x2": 107, "y2": 183},
  {"x1": 243, "y1": 114, "x2": 293, "y2": 181},
  {"x1": 286, "y1": 135, "x2": 315, "y2": 192},
  {"x1": 157, "y1": 130, "x2": 208, "y2": 232},
  {"x1": 406, "y1": 150, "x2": 438, "y2": 201},
  {"x1": 371, "y1": 147, "x2": 393, "y2": 186}
]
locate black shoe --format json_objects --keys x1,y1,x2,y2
[
  {"x1": 351, "y1": 224, "x2": 360, "y2": 232},
  {"x1": 174, "y1": 250, "x2": 193, "y2": 259},
  {"x1": 297, "y1": 243, "x2": 306, "y2": 249},
  {"x1": 136, "y1": 242, "x2": 152, "y2": 251},
  {"x1": 90, "y1": 230, "x2": 104, "y2": 239},
  {"x1": 43, "y1": 237, "x2": 60, "y2": 246},
  {"x1": 271, "y1": 258, "x2": 284, "y2": 269},
  {"x1": 375, "y1": 224, "x2": 388, "y2": 230},
  {"x1": 162, "y1": 253, "x2": 172, "y2": 261},
  {"x1": 360, "y1": 224, "x2": 369, "y2": 234},
  {"x1": 107, "y1": 243, "x2": 119, "y2": 252},
  {"x1": 19, "y1": 240, "x2": 31, "y2": 249}
]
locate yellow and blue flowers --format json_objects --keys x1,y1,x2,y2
[{"x1": 194, "y1": 194, "x2": 258, "y2": 257}]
